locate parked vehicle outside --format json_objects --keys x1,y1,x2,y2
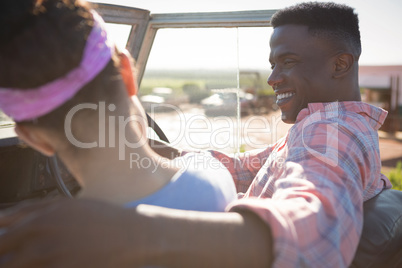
[
  {"x1": 140, "y1": 87, "x2": 189, "y2": 112},
  {"x1": 201, "y1": 89, "x2": 254, "y2": 117}
]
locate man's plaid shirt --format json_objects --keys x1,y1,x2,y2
[{"x1": 209, "y1": 101, "x2": 391, "y2": 267}]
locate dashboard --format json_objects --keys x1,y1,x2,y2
[{"x1": 0, "y1": 126, "x2": 78, "y2": 208}]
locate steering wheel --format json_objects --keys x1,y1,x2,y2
[
  {"x1": 49, "y1": 156, "x2": 73, "y2": 198},
  {"x1": 50, "y1": 113, "x2": 169, "y2": 197}
]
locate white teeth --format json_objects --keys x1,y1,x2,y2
[{"x1": 277, "y1": 92, "x2": 295, "y2": 100}]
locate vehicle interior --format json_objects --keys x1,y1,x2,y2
[{"x1": 0, "y1": 3, "x2": 400, "y2": 267}]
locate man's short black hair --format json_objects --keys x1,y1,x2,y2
[{"x1": 271, "y1": 2, "x2": 361, "y2": 58}]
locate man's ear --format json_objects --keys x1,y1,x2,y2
[
  {"x1": 15, "y1": 124, "x2": 55, "y2": 157},
  {"x1": 333, "y1": 53, "x2": 354, "y2": 79},
  {"x1": 119, "y1": 50, "x2": 138, "y2": 96}
]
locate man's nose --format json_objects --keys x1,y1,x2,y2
[{"x1": 267, "y1": 67, "x2": 284, "y2": 88}]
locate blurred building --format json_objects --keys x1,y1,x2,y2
[{"x1": 359, "y1": 65, "x2": 402, "y2": 132}]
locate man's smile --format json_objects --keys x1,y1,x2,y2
[{"x1": 275, "y1": 91, "x2": 296, "y2": 106}]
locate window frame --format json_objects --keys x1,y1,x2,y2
[
  {"x1": 96, "y1": 3, "x2": 276, "y2": 86},
  {"x1": 0, "y1": 4, "x2": 277, "y2": 143}
]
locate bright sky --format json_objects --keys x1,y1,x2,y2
[{"x1": 92, "y1": 0, "x2": 402, "y2": 67}]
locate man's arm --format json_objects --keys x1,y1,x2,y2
[{"x1": 0, "y1": 199, "x2": 273, "y2": 268}]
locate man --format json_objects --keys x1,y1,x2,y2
[{"x1": 0, "y1": 2, "x2": 391, "y2": 267}]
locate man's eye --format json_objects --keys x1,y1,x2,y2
[
  {"x1": 270, "y1": 64, "x2": 275, "y2": 70},
  {"x1": 284, "y1": 60, "x2": 296, "y2": 66}
]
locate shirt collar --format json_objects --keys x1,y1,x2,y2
[{"x1": 295, "y1": 101, "x2": 388, "y2": 130}]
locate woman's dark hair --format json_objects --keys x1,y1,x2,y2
[
  {"x1": 0, "y1": 0, "x2": 94, "y2": 88},
  {"x1": 271, "y1": 2, "x2": 361, "y2": 58},
  {"x1": 0, "y1": 0, "x2": 123, "y2": 131}
]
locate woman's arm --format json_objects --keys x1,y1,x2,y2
[{"x1": 0, "y1": 199, "x2": 273, "y2": 268}]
